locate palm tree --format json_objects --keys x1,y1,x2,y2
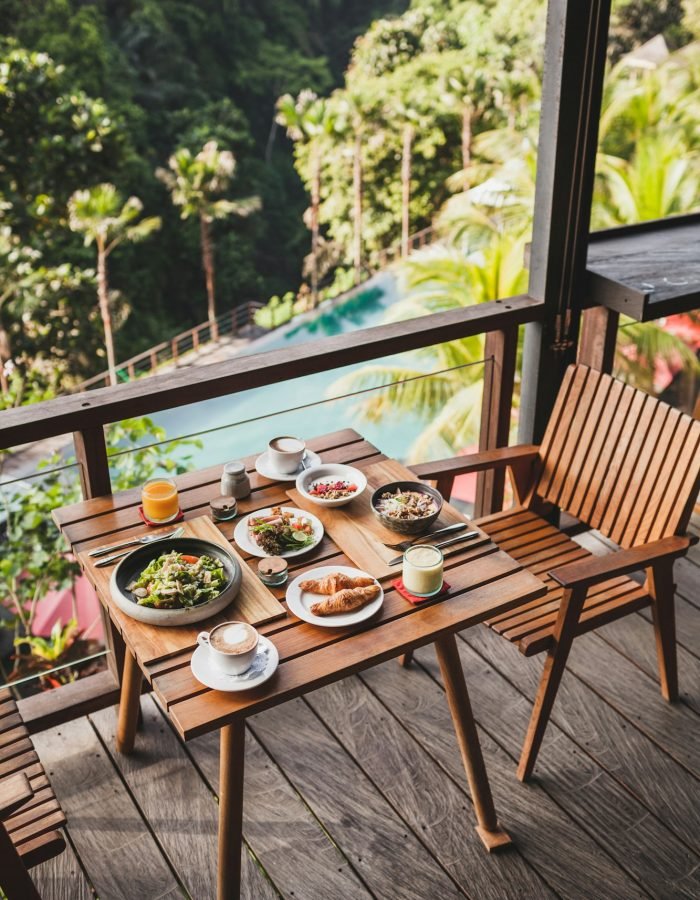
[
  {"x1": 594, "y1": 52, "x2": 700, "y2": 226},
  {"x1": 595, "y1": 132, "x2": 700, "y2": 226},
  {"x1": 385, "y1": 97, "x2": 427, "y2": 258},
  {"x1": 334, "y1": 94, "x2": 371, "y2": 284},
  {"x1": 157, "y1": 142, "x2": 260, "y2": 338},
  {"x1": 276, "y1": 92, "x2": 338, "y2": 306},
  {"x1": 327, "y1": 229, "x2": 529, "y2": 461},
  {"x1": 440, "y1": 67, "x2": 488, "y2": 175},
  {"x1": 68, "y1": 184, "x2": 161, "y2": 386}
]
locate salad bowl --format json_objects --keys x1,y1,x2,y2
[{"x1": 110, "y1": 537, "x2": 241, "y2": 626}]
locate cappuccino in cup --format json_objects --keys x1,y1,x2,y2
[
  {"x1": 268, "y1": 436, "x2": 305, "y2": 474},
  {"x1": 197, "y1": 621, "x2": 259, "y2": 675}
]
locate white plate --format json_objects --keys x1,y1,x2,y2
[
  {"x1": 255, "y1": 449, "x2": 321, "y2": 482},
  {"x1": 234, "y1": 506, "x2": 324, "y2": 558},
  {"x1": 191, "y1": 634, "x2": 279, "y2": 692},
  {"x1": 286, "y1": 565, "x2": 384, "y2": 627}
]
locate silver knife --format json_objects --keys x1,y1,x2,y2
[
  {"x1": 89, "y1": 526, "x2": 184, "y2": 558},
  {"x1": 385, "y1": 522, "x2": 469, "y2": 549},
  {"x1": 93, "y1": 527, "x2": 184, "y2": 568},
  {"x1": 388, "y1": 531, "x2": 480, "y2": 566}
]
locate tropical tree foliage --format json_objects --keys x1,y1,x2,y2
[
  {"x1": 157, "y1": 142, "x2": 260, "y2": 333},
  {"x1": 0, "y1": 417, "x2": 200, "y2": 688},
  {"x1": 0, "y1": 1, "x2": 401, "y2": 380},
  {"x1": 287, "y1": 0, "x2": 544, "y2": 288},
  {"x1": 68, "y1": 184, "x2": 161, "y2": 385},
  {"x1": 276, "y1": 93, "x2": 340, "y2": 304},
  {"x1": 327, "y1": 35, "x2": 700, "y2": 461}
]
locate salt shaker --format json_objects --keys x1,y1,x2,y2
[{"x1": 221, "y1": 461, "x2": 251, "y2": 499}]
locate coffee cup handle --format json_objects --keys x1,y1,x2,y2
[{"x1": 197, "y1": 632, "x2": 210, "y2": 647}]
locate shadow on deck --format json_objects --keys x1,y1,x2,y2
[{"x1": 31, "y1": 522, "x2": 700, "y2": 900}]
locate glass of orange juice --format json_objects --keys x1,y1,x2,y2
[{"x1": 141, "y1": 478, "x2": 179, "y2": 523}]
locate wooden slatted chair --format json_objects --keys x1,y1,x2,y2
[
  {"x1": 0, "y1": 687, "x2": 66, "y2": 899},
  {"x1": 411, "y1": 364, "x2": 700, "y2": 781}
]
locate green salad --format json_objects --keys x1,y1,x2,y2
[{"x1": 127, "y1": 551, "x2": 227, "y2": 609}]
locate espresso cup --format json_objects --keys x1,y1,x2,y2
[
  {"x1": 268, "y1": 436, "x2": 306, "y2": 474},
  {"x1": 197, "y1": 621, "x2": 259, "y2": 675}
]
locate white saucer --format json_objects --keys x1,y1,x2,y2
[
  {"x1": 190, "y1": 634, "x2": 279, "y2": 692},
  {"x1": 255, "y1": 449, "x2": 321, "y2": 482},
  {"x1": 286, "y1": 565, "x2": 384, "y2": 628}
]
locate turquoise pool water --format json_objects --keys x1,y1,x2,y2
[{"x1": 152, "y1": 273, "x2": 431, "y2": 467}]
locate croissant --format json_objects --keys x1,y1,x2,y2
[
  {"x1": 299, "y1": 572, "x2": 375, "y2": 594},
  {"x1": 310, "y1": 585, "x2": 380, "y2": 616}
]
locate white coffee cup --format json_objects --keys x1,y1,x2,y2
[
  {"x1": 268, "y1": 436, "x2": 306, "y2": 474},
  {"x1": 197, "y1": 621, "x2": 259, "y2": 675}
]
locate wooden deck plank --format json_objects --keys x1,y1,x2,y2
[
  {"x1": 565, "y1": 632, "x2": 699, "y2": 776},
  {"x1": 674, "y1": 556, "x2": 700, "y2": 610},
  {"x1": 184, "y1": 711, "x2": 374, "y2": 900},
  {"x1": 413, "y1": 633, "x2": 700, "y2": 899},
  {"x1": 89, "y1": 697, "x2": 220, "y2": 900},
  {"x1": 360, "y1": 659, "x2": 646, "y2": 900},
  {"x1": 306, "y1": 675, "x2": 559, "y2": 899},
  {"x1": 31, "y1": 718, "x2": 181, "y2": 900},
  {"x1": 638, "y1": 593, "x2": 700, "y2": 661},
  {"x1": 596, "y1": 616, "x2": 700, "y2": 717},
  {"x1": 452, "y1": 628, "x2": 700, "y2": 896},
  {"x1": 89, "y1": 697, "x2": 282, "y2": 900},
  {"x1": 249, "y1": 697, "x2": 467, "y2": 900},
  {"x1": 462, "y1": 626, "x2": 700, "y2": 854},
  {"x1": 31, "y1": 831, "x2": 94, "y2": 900}
]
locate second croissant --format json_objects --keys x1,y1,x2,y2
[{"x1": 299, "y1": 572, "x2": 376, "y2": 594}]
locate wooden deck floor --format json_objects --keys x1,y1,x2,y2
[{"x1": 29, "y1": 521, "x2": 700, "y2": 900}]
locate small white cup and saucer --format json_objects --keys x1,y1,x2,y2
[
  {"x1": 255, "y1": 436, "x2": 320, "y2": 482},
  {"x1": 191, "y1": 621, "x2": 279, "y2": 692}
]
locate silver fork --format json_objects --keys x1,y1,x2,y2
[
  {"x1": 382, "y1": 522, "x2": 468, "y2": 552},
  {"x1": 89, "y1": 526, "x2": 185, "y2": 558}
]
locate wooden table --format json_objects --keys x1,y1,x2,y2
[{"x1": 54, "y1": 429, "x2": 546, "y2": 899}]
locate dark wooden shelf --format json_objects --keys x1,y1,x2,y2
[{"x1": 586, "y1": 213, "x2": 700, "y2": 321}]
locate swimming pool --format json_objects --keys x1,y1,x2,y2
[{"x1": 152, "y1": 272, "x2": 432, "y2": 468}]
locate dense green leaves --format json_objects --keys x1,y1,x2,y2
[
  {"x1": 0, "y1": 0, "x2": 398, "y2": 382},
  {"x1": 0, "y1": 416, "x2": 200, "y2": 685}
]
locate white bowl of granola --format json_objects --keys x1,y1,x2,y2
[{"x1": 295, "y1": 463, "x2": 367, "y2": 508}]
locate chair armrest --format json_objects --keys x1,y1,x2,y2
[
  {"x1": 409, "y1": 444, "x2": 540, "y2": 481},
  {"x1": 0, "y1": 773, "x2": 33, "y2": 818},
  {"x1": 549, "y1": 535, "x2": 693, "y2": 590}
]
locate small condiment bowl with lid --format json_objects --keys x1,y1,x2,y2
[
  {"x1": 257, "y1": 556, "x2": 288, "y2": 587},
  {"x1": 295, "y1": 463, "x2": 367, "y2": 508}
]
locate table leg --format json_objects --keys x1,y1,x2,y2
[
  {"x1": 115, "y1": 649, "x2": 143, "y2": 754},
  {"x1": 218, "y1": 721, "x2": 245, "y2": 900},
  {"x1": 435, "y1": 633, "x2": 511, "y2": 852}
]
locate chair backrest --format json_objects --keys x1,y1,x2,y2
[{"x1": 532, "y1": 364, "x2": 700, "y2": 549}]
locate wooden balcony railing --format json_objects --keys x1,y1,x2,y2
[{"x1": 1, "y1": 295, "x2": 540, "y2": 478}]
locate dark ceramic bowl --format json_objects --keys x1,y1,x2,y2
[
  {"x1": 370, "y1": 481, "x2": 443, "y2": 535},
  {"x1": 109, "y1": 537, "x2": 241, "y2": 626}
]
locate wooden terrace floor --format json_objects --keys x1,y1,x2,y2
[{"x1": 30, "y1": 518, "x2": 700, "y2": 900}]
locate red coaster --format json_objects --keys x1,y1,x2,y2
[
  {"x1": 393, "y1": 578, "x2": 451, "y2": 605},
  {"x1": 138, "y1": 505, "x2": 185, "y2": 527}
]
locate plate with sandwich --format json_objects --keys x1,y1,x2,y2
[{"x1": 286, "y1": 565, "x2": 383, "y2": 627}]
